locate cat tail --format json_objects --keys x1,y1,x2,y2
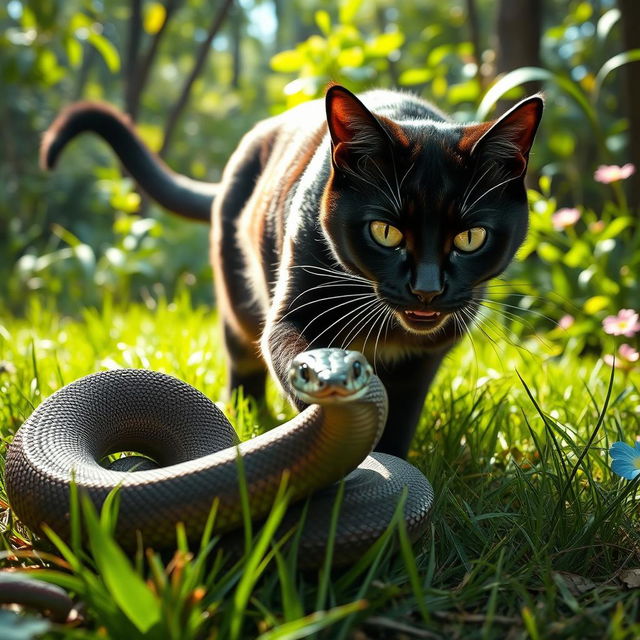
[{"x1": 40, "y1": 102, "x2": 218, "y2": 222}]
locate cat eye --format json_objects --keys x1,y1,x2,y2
[
  {"x1": 453, "y1": 227, "x2": 486, "y2": 253},
  {"x1": 370, "y1": 221, "x2": 403, "y2": 248}
]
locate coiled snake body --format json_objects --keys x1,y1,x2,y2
[{"x1": 5, "y1": 349, "x2": 433, "y2": 569}]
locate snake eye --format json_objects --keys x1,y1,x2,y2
[
  {"x1": 352, "y1": 361, "x2": 362, "y2": 379},
  {"x1": 298, "y1": 362, "x2": 310, "y2": 383}
]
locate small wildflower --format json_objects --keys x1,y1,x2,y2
[
  {"x1": 604, "y1": 343, "x2": 640, "y2": 370},
  {"x1": 609, "y1": 440, "x2": 640, "y2": 480},
  {"x1": 552, "y1": 207, "x2": 581, "y2": 230},
  {"x1": 588, "y1": 220, "x2": 605, "y2": 234},
  {"x1": 558, "y1": 314, "x2": 575, "y2": 330},
  {"x1": 619, "y1": 344, "x2": 640, "y2": 362},
  {"x1": 602, "y1": 309, "x2": 640, "y2": 337},
  {"x1": 594, "y1": 163, "x2": 636, "y2": 184}
]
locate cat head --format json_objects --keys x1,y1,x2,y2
[{"x1": 320, "y1": 85, "x2": 543, "y2": 339}]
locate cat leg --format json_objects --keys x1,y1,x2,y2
[
  {"x1": 261, "y1": 319, "x2": 310, "y2": 411},
  {"x1": 223, "y1": 323, "x2": 267, "y2": 401},
  {"x1": 374, "y1": 350, "x2": 449, "y2": 458},
  {"x1": 210, "y1": 139, "x2": 268, "y2": 401}
]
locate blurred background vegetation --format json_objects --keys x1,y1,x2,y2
[{"x1": 1, "y1": 0, "x2": 639, "y2": 357}]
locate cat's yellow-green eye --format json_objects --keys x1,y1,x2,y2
[
  {"x1": 370, "y1": 221, "x2": 403, "y2": 248},
  {"x1": 453, "y1": 227, "x2": 486, "y2": 253}
]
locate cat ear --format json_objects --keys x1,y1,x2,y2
[
  {"x1": 470, "y1": 95, "x2": 544, "y2": 176},
  {"x1": 325, "y1": 85, "x2": 391, "y2": 170}
]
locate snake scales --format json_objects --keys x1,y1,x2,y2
[{"x1": 4, "y1": 349, "x2": 433, "y2": 581}]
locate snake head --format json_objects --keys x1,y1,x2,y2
[{"x1": 288, "y1": 349, "x2": 373, "y2": 405}]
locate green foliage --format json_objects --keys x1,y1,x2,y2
[
  {"x1": 484, "y1": 175, "x2": 638, "y2": 357},
  {"x1": 271, "y1": 0, "x2": 405, "y2": 107}
]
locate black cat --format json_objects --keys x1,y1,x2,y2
[{"x1": 41, "y1": 85, "x2": 543, "y2": 457}]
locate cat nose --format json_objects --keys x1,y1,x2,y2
[
  {"x1": 411, "y1": 287, "x2": 444, "y2": 305},
  {"x1": 411, "y1": 263, "x2": 443, "y2": 305}
]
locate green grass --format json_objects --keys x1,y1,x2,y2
[{"x1": 1, "y1": 292, "x2": 640, "y2": 639}]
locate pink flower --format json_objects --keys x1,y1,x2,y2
[
  {"x1": 602, "y1": 309, "x2": 640, "y2": 337},
  {"x1": 619, "y1": 344, "x2": 640, "y2": 362},
  {"x1": 552, "y1": 207, "x2": 581, "y2": 230},
  {"x1": 604, "y1": 343, "x2": 640, "y2": 370},
  {"x1": 558, "y1": 314, "x2": 575, "y2": 330},
  {"x1": 594, "y1": 164, "x2": 636, "y2": 184}
]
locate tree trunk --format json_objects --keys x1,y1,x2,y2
[
  {"x1": 159, "y1": 0, "x2": 234, "y2": 158},
  {"x1": 618, "y1": 0, "x2": 640, "y2": 212},
  {"x1": 494, "y1": 0, "x2": 542, "y2": 112}
]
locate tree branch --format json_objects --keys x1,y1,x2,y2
[
  {"x1": 129, "y1": 0, "x2": 182, "y2": 121},
  {"x1": 124, "y1": 0, "x2": 143, "y2": 117},
  {"x1": 159, "y1": 0, "x2": 234, "y2": 158}
]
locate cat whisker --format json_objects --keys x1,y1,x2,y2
[
  {"x1": 287, "y1": 280, "x2": 374, "y2": 309},
  {"x1": 361, "y1": 302, "x2": 395, "y2": 370},
  {"x1": 398, "y1": 161, "x2": 415, "y2": 192},
  {"x1": 294, "y1": 264, "x2": 372, "y2": 285},
  {"x1": 297, "y1": 294, "x2": 378, "y2": 339},
  {"x1": 390, "y1": 154, "x2": 402, "y2": 210},
  {"x1": 474, "y1": 296, "x2": 559, "y2": 330},
  {"x1": 372, "y1": 306, "x2": 395, "y2": 370},
  {"x1": 460, "y1": 163, "x2": 494, "y2": 213},
  {"x1": 468, "y1": 304, "x2": 541, "y2": 360},
  {"x1": 339, "y1": 299, "x2": 387, "y2": 350},
  {"x1": 369, "y1": 158, "x2": 402, "y2": 211},
  {"x1": 475, "y1": 301, "x2": 553, "y2": 352},
  {"x1": 461, "y1": 174, "x2": 521, "y2": 218},
  {"x1": 455, "y1": 307, "x2": 481, "y2": 394},
  {"x1": 342, "y1": 164, "x2": 400, "y2": 213},
  {"x1": 307, "y1": 297, "x2": 382, "y2": 349},
  {"x1": 282, "y1": 291, "x2": 376, "y2": 321},
  {"x1": 366, "y1": 204, "x2": 401, "y2": 219}
]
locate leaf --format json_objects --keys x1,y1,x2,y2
[
  {"x1": 337, "y1": 47, "x2": 364, "y2": 68},
  {"x1": 81, "y1": 495, "x2": 161, "y2": 633},
  {"x1": 399, "y1": 68, "x2": 432, "y2": 86},
  {"x1": 448, "y1": 80, "x2": 480, "y2": 104},
  {"x1": 583, "y1": 295, "x2": 609, "y2": 314},
  {"x1": 315, "y1": 10, "x2": 331, "y2": 36},
  {"x1": 595, "y1": 49, "x2": 640, "y2": 101},
  {"x1": 367, "y1": 31, "x2": 404, "y2": 56},
  {"x1": 339, "y1": 0, "x2": 362, "y2": 25},
  {"x1": 256, "y1": 600, "x2": 367, "y2": 640},
  {"x1": 64, "y1": 36, "x2": 83, "y2": 68},
  {"x1": 477, "y1": 67, "x2": 597, "y2": 134},
  {"x1": 537, "y1": 242, "x2": 562, "y2": 263},
  {"x1": 599, "y1": 216, "x2": 633, "y2": 241},
  {"x1": 573, "y1": 2, "x2": 592, "y2": 22},
  {"x1": 144, "y1": 2, "x2": 166, "y2": 35},
  {"x1": 553, "y1": 571, "x2": 596, "y2": 595},
  {"x1": 270, "y1": 49, "x2": 305, "y2": 73},
  {"x1": 87, "y1": 30, "x2": 120, "y2": 72},
  {"x1": 597, "y1": 8, "x2": 621, "y2": 41},
  {"x1": 620, "y1": 569, "x2": 640, "y2": 589}
]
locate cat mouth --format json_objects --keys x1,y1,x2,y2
[{"x1": 400, "y1": 309, "x2": 449, "y2": 332}]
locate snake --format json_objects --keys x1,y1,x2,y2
[{"x1": 2, "y1": 348, "x2": 433, "y2": 614}]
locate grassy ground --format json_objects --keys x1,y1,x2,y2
[{"x1": 1, "y1": 293, "x2": 639, "y2": 639}]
